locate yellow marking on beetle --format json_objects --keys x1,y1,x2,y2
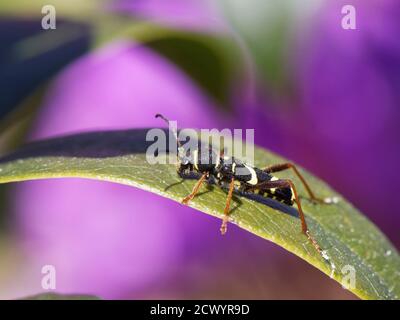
[
  {"x1": 290, "y1": 188, "x2": 295, "y2": 202},
  {"x1": 215, "y1": 155, "x2": 221, "y2": 167},
  {"x1": 270, "y1": 176, "x2": 279, "y2": 193},
  {"x1": 192, "y1": 149, "x2": 199, "y2": 170},
  {"x1": 245, "y1": 165, "x2": 258, "y2": 185},
  {"x1": 232, "y1": 162, "x2": 236, "y2": 173}
]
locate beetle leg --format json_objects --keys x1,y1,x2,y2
[
  {"x1": 248, "y1": 179, "x2": 322, "y2": 255},
  {"x1": 263, "y1": 163, "x2": 324, "y2": 203},
  {"x1": 220, "y1": 177, "x2": 235, "y2": 235},
  {"x1": 181, "y1": 173, "x2": 207, "y2": 205}
]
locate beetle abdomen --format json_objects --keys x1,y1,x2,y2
[{"x1": 264, "y1": 185, "x2": 294, "y2": 206}]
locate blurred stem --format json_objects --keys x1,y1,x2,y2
[
  {"x1": 11, "y1": 22, "x2": 89, "y2": 61},
  {"x1": 92, "y1": 17, "x2": 220, "y2": 48},
  {"x1": 0, "y1": 85, "x2": 47, "y2": 153}
]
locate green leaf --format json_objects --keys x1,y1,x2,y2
[
  {"x1": 20, "y1": 292, "x2": 100, "y2": 300},
  {"x1": 218, "y1": 0, "x2": 321, "y2": 101},
  {"x1": 0, "y1": 129, "x2": 399, "y2": 300},
  {"x1": 218, "y1": 0, "x2": 294, "y2": 97},
  {"x1": 147, "y1": 34, "x2": 238, "y2": 109}
]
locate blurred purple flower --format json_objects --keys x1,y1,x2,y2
[
  {"x1": 111, "y1": 0, "x2": 225, "y2": 32},
  {"x1": 292, "y1": 0, "x2": 400, "y2": 245},
  {"x1": 11, "y1": 41, "x2": 229, "y2": 298}
]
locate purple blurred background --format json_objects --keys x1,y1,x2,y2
[{"x1": 0, "y1": 0, "x2": 398, "y2": 299}]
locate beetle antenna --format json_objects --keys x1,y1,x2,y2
[{"x1": 155, "y1": 113, "x2": 182, "y2": 148}]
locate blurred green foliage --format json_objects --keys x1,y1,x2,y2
[{"x1": 0, "y1": 129, "x2": 399, "y2": 300}]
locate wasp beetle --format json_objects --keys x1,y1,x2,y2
[{"x1": 156, "y1": 114, "x2": 331, "y2": 256}]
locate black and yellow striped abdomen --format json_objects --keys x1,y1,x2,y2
[
  {"x1": 255, "y1": 181, "x2": 294, "y2": 206},
  {"x1": 248, "y1": 169, "x2": 295, "y2": 206}
]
